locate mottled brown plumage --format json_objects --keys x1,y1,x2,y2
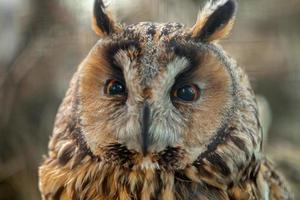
[{"x1": 39, "y1": 0, "x2": 292, "y2": 199}]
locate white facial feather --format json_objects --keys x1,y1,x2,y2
[{"x1": 148, "y1": 57, "x2": 190, "y2": 151}]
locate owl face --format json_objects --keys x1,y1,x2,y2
[{"x1": 76, "y1": 0, "x2": 237, "y2": 169}]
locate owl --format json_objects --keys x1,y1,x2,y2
[{"x1": 39, "y1": 0, "x2": 292, "y2": 199}]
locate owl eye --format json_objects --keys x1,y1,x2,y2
[
  {"x1": 104, "y1": 79, "x2": 126, "y2": 96},
  {"x1": 172, "y1": 84, "x2": 200, "y2": 102}
]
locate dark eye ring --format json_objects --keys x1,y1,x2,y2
[
  {"x1": 172, "y1": 84, "x2": 201, "y2": 102},
  {"x1": 104, "y1": 79, "x2": 126, "y2": 96}
]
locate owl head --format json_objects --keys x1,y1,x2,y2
[{"x1": 73, "y1": 0, "x2": 261, "y2": 173}]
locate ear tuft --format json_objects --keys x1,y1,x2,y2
[
  {"x1": 92, "y1": 0, "x2": 120, "y2": 37},
  {"x1": 191, "y1": 0, "x2": 237, "y2": 42}
]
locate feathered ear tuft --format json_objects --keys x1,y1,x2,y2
[
  {"x1": 191, "y1": 0, "x2": 237, "y2": 42},
  {"x1": 92, "y1": 0, "x2": 121, "y2": 37}
]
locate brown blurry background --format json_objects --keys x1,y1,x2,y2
[{"x1": 0, "y1": 0, "x2": 299, "y2": 199}]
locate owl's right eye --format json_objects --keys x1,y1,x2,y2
[
  {"x1": 171, "y1": 84, "x2": 200, "y2": 102},
  {"x1": 104, "y1": 79, "x2": 126, "y2": 96}
]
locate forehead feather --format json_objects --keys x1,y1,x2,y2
[{"x1": 121, "y1": 22, "x2": 187, "y2": 43}]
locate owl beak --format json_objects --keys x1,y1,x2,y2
[{"x1": 141, "y1": 101, "x2": 150, "y2": 156}]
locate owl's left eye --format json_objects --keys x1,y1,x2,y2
[
  {"x1": 172, "y1": 84, "x2": 200, "y2": 102},
  {"x1": 104, "y1": 79, "x2": 126, "y2": 96}
]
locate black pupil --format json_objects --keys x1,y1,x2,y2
[
  {"x1": 109, "y1": 81, "x2": 125, "y2": 95},
  {"x1": 176, "y1": 85, "x2": 196, "y2": 101}
]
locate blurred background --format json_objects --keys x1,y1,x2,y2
[{"x1": 0, "y1": 0, "x2": 299, "y2": 199}]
